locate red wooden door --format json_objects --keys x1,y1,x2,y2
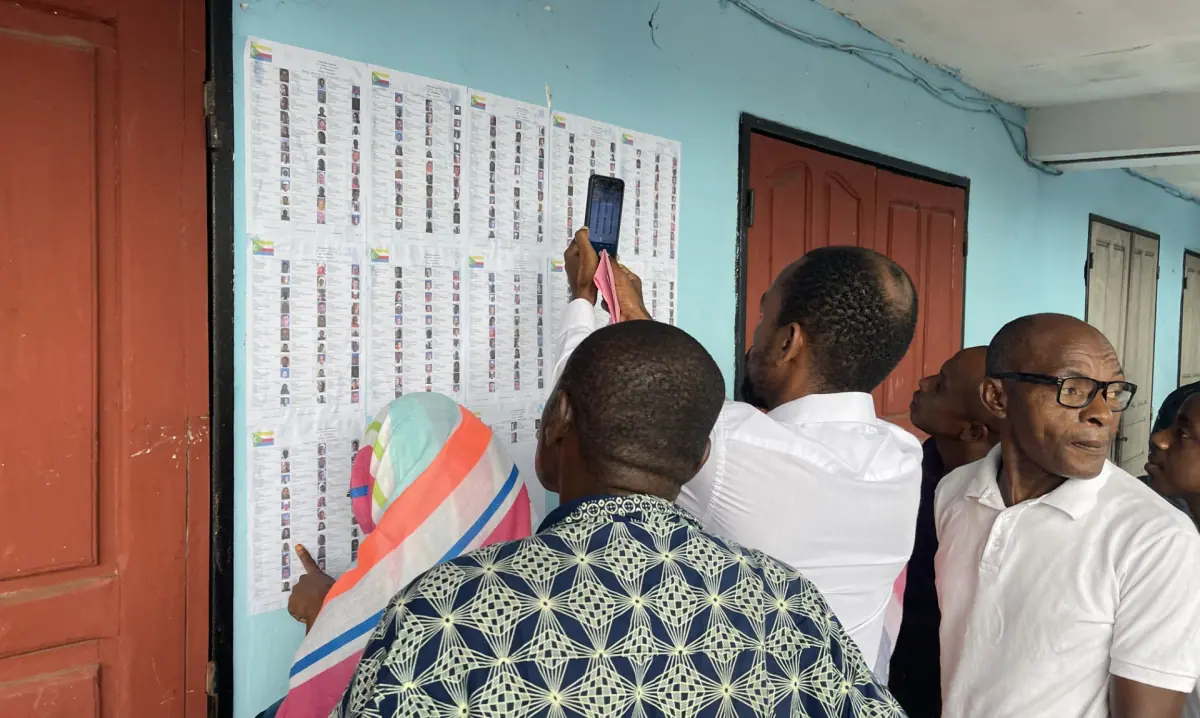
[
  {"x1": 870, "y1": 169, "x2": 966, "y2": 434},
  {"x1": 0, "y1": 1, "x2": 209, "y2": 717},
  {"x1": 744, "y1": 135, "x2": 876, "y2": 338},
  {"x1": 744, "y1": 133, "x2": 965, "y2": 435}
]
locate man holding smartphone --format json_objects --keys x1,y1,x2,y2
[{"x1": 559, "y1": 227, "x2": 923, "y2": 675}]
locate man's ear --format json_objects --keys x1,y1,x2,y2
[
  {"x1": 777, "y1": 323, "x2": 807, "y2": 365},
  {"x1": 980, "y1": 378, "x2": 1007, "y2": 421},
  {"x1": 693, "y1": 439, "x2": 712, "y2": 475},
  {"x1": 545, "y1": 389, "x2": 573, "y2": 445}
]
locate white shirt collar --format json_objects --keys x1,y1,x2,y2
[
  {"x1": 767, "y1": 392, "x2": 878, "y2": 426},
  {"x1": 965, "y1": 444, "x2": 1111, "y2": 520}
]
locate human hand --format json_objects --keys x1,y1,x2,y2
[
  {"x1": 288, "y1": 544, "x2": 335, "y2": 632},
  {"x1": 564, "y1": 227, "x2": 599, "y2": 305},
  {"x1": 613, "y1": 263, "x2": 651, "y2": 321}
]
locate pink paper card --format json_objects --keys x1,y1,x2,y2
[{"x1": 593, "y1": 250, "x2": 621, "y2": 324}]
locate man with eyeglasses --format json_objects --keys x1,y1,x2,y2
[{"x1": 934, "y1": 313, "x2": 1200, "y2": 718}]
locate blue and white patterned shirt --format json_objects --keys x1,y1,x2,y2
[{"x1": 336, "y1": 494, "x2": 904, "y2": 717}]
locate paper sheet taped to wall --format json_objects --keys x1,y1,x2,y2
[{"x1": 241, "y1": 37, "x2": 681, "y2": 614}]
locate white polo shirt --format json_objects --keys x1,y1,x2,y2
[{"x1": 935, "y1": 446, "x2": 1200, "y2": 718}]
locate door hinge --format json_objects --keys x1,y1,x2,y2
[
  {"x1": 1186, "y1": 277, "x2": 1190, "y2": 290},
  {"x1": 962, "y1": 235, "x2": 968, "y2": 257},
  {"x1": 1088, "y1": 251, "x2": 1094, "y2": 270},
  {"x1": 744, "y1": 189, "x2": 755, "y2": 229},
  {"x1": 204, "y1": 80, "x2": 221, "y2": 150},
  {"x1": 1157, "y1": 264, "x2": 1161, "y2": 280},
  {"x1": 206, "y1": 660, "x2": 217, "y2": 696}
]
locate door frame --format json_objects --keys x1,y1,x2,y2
[
  {"x1": 206, "y1": 0, "x2": 236, "y2": 714},
  {"x1": 1081, "y1": 214, "x2": 1161, "y2": 356},
  {"x1": 733, "y1": 113, "x2": 972, "y2": 400},
  {"x1": 1082, "y1": 214, "x2": 1161, "y2": 468},
  {"x1": 1180, "y1": 249, "x2": 1200, "y2": 387},
  {"x1": 1083, "y1": 213, "x2": 1162, "y2": 313}
]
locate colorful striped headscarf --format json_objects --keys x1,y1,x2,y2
[{"x1": 276, "y1": 393, "x2": 536, "y2": 718}]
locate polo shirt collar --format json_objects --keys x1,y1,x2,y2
[
  {"x1": 768, "y1": 392, "x2": 877, "y2": 425},
  {"x1": 965, "y1": 444, "x2": 1111, "y2": 519}
]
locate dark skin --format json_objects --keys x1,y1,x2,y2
[
  {"x1": 543, "y1": 229, "x2": 703, "y2": 502},
  {"x1": 910, "y1": 346, "x2": 997, "y2": 471},
  {"x1": 534, "y1": 380, "x2": 710, "y2": 505},
  {"x1": 742, "y1": 257, "x2": 911, "y2": 410},
  {"x1": 979, "y1": 315, "x2": 1185, "y2": 718},
  {"x1": 563, "y1": 227, "x2": 650, "y2": 320},
  {"x1": 288, "y1": 544, "x2": 335, "y2": 633},
  {"x1": 980, "y1": 316, "x2": 1124, "y2": 503},
  {"x1": 1147, "y1": 394, "x2": 1200, "y2": 528},
  {"x1": 743, "y1": 260, "x2": 822, "y2": 410}
]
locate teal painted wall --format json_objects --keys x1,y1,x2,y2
[{"x1": 232, "y1": 0, "x2": 1200, "y2": 714}]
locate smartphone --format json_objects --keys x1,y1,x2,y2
[{"x1": 584, "y1": 174, "x2": 625, "y2": 258}]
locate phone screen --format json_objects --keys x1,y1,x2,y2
[{"x1": 585, "y1": 176, "x2": 624, "y2": 257}]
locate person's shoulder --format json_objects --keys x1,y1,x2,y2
[
  {"x1": 720, "y1": 536, "x2": 808, "y2": 589},
  {"x1": 1100, "y1": 465, "x2": 1198, "y2": 539},
  {"x1": 718, "y1": 399, "x2": 766, "y2": 426},
  {"x1": 933, "y1": 454, "x2": 991, "y2": 511},
  {"x1": 874, "y1": 416, "x2": 924, "y2": 455},
  {"x1": 714, "y1": 400, "x2": 795, "y2": 446},
  {"x1": 401, "y1": 536, "x2": 534, "y2": 601}
]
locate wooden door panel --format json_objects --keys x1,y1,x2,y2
[
  {"x1": 0, "y1": 0, "x2": 208, "y2": 716},
  {"x1": 873, "y1": 197, "x2": 924, "y2": 431},
  {"x1": 0, "y1": 643, "x2": 102, "y2": 718},
  {"x1": 0, "y1": 578, "x2": 118, "y2": 659},
  {"x1": 921, "y1": 209, "x2": 964, "y2": 376},
  {"x1": 1086, "y1": 222, "x2": 1132, "y2": 360},
  {"x1": 0, "y1": 26, "x2": 102, "y2": 583},
  {"x1": 873, "y1": 170, "x2": 966, "y2": 435},
  {"x1": 1117, "y1": 234, "x2": 1159, "y2": 474},
  {"x1": 818, "y1": 171, "x2": 875, "y2": 249},
  {"x1": 745, "y1": 134, "x2": 875, "y2": 335}
]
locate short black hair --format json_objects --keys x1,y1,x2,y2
[
  {"x1": 558, "y1": 321, "x2": 725, "y2": 485},
  {"x1": 777, "y1": 246, "x2": 917, "y2": 393},
  {"x1": 1153, "y1": 380, "x2": 1200, "y2": 434}
]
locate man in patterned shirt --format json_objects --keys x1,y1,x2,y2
[{"x1": 337, "y1": 320, "x2": 903, "y2": 718}]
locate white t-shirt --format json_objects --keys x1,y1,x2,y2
[
  {"x1": 553, "y1": 298, "x2": 924, "y2": 670},
  {"x1": 935, "y1": 446, "x2": 1200, "y2": 718}
]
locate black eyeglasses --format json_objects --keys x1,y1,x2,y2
[{"x1": 989, "y1": 372, "x2": 1137, "y2": 411}]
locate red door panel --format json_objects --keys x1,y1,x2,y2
[
  {"x1": 872, "y1": 169, "x2": 966, "y2": 435},
  {"x1": 745, "y1": 134, "x2": 875, "y2": 333},
  {"x1": 0, "y1": 1, "x2": 208, "y2": 716},
  {"x1": 0, "y1": 22, "x2": 101, "y2": 583},
  {"x1": 744, "y1": 134, "x2": 965, "y2": 437}
]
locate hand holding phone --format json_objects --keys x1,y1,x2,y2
[
  {"x1": 564, "y1": 227, "x2": 599, "y2": 305},
  {"x1": 584, "y1": 174, "x2": 624, "y2": 259}
]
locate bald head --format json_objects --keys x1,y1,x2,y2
[
  {"x1": 982, "y1": 313, "x2": 1125, "y2": 481},
  {"x1": 911, "y1": 346, "x2": 996, "y2": 444},
  {"x1": 986, "y1": 313, "x2": 1120, "y2": 378}
]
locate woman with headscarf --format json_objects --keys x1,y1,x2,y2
[{"x1": 257, "y1": 393, "x2": 536, "y2": 718}]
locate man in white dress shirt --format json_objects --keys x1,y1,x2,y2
[
  {"x1": 936, "y1": 313, "x2": 1200, "y2": 718},
  {"x1": 555, "y1": 228, "x2": 924, "y2": 671}
]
